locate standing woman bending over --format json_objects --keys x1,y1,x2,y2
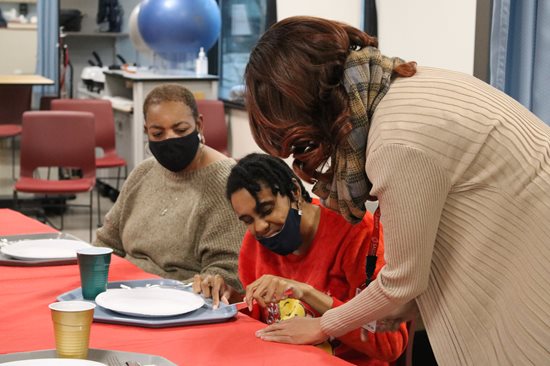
[
  {"x1": 94, "y1": 84, "x2": 245, "y2": 290},
  {"x1": 243, "y1": 16, "x2": 550, "y2": 365}
]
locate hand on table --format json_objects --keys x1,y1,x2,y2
[
  {"x1": 244, "y1": 274, "x2": 307, "y2": 309},
  {"x1": 192, "y1": 273, "x2": 236, "y2": 309},
  {"x1": 255, "y1": 316, "x2": 329, "y2": 345}
]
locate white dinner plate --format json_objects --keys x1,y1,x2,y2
[
  {"x1": 1, "y1": 359, "x2": 105, "y2": 366},
  {"x1": 95, "y1": 287, "x2": 205, "y2": 317},
  {"x1": 0, "y1": 239, "x2": 91, "y2": 260}
]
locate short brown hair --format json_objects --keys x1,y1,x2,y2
[
  {"x1": 244, "y1": 16, "x2": 416, "y2": 183},
  {"x1": 143, "y1": 84, "x2": 199, "y2": 121}
]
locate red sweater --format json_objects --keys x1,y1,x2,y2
[{"x1": 238, "y1": 203, "x2": 408, "y2": 366}]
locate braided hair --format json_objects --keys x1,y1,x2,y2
[{"x1": 226, "y1": 154, "x2": 312, "y2": 210}]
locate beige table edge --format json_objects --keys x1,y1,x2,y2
[{"x1": 0, "y1": 74, "x2": 54, "y2": 85}]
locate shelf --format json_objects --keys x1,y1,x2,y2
[
  {"x1": 76, "y1": 87, "x2": 104, "y2": 99},
  {"x1": 6, "y1": 23, "x2": 37, "y2": 30},
  {"x1": 77, "y1": 87, "x2": 133, "y2": 113},
  {"x1": 104, "y1": 70, "x2": 219, "y2": 82},
  {"x1": 63, "y1": 32, "x2": 128, "y2": 38}
]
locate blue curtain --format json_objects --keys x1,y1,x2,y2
[
  {"x1": 34, "y1": 0, "x2": 58, "y2": 107},
  {"x1": 490, "y1": 0, "x2": 550, "y2": 125}
]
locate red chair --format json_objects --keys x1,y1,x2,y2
[
  {"x1": 13, "y1": 111, "x2": 96, "y2": 241},
  {"x1": 51, "y1": 99, "x2": 127, "y2": 226},
  {"x1": 196, "y1": 99, "x2": 230, "y2": 156},
  {"x1": 0, "y1": 85, "x2": 32, "y2": 179}
]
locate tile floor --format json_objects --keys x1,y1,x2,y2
[{"x1": 0, "y1": 142, "x2": 117, "y2": 243}]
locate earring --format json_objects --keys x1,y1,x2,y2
[{"x1": 296, "y1": 199, "x2": 303, "y2": 216}]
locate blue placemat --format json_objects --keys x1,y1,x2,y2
[{"x1": 57, "y1": 278, "x2": 238, "y2": 328}]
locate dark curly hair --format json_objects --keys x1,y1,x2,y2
[
  {"x1": 244, "y1": 16, "x2": 416, "y2": 183},
  {"x1": 226, "y1": 153, "x2": 312, "y2": 211}
]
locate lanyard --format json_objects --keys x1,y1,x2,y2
[{"x1": 364, "y1": 207, "x2": 381, "y2": 288}]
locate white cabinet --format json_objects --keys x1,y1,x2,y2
[{"x1": 0, "y1": 26, "x2": 37, "y2": 74}]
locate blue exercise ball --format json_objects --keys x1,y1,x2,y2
[{"x1": 138, "y1": 0, "x2": 221, "y2": 61}]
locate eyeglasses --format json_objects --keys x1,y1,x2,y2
[{"x1": 290, "y1": 141, "x2": 317, "y2": 155}]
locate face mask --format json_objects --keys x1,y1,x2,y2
[
  {"x1": 258, "y1": 206, "x2": 302, "y2": 256},
  {"x1": 149, "y1": 130, "x2": 200, "y2": 172}
]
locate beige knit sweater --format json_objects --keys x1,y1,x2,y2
[
  {"x1": 94, "y1": 158, "x2": 246, "y2": 291},
  {"x1": 320, "y1": 67, "x2": 550, "y2": 365}
]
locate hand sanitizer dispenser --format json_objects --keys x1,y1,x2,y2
[{"x1": 195, "y1": 47, "x2": 208, "y2": 76}]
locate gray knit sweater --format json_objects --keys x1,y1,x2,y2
[{"x1": 94, "y1": 157, "x2": 246, "y2": 291}]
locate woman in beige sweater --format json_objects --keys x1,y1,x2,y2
[
  {"x1": 243, "y1": 16, "x2": 550, "y2": 365},
  {"x1": 94, "y1": 84, "x2": 245, "y2": 290}
]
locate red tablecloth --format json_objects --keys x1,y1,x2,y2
[
  {"x1": 0, "y1": 209, "x2": 58, "y2": 236},
  {"x1": 0, "y1": 209, "x2": 351, "y2": 365}
]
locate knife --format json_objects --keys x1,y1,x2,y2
[{"x1": 232, "y1": 301, "x2": 250, "y2": 311}]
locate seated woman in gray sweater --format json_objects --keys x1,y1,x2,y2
[{"x1": 94, "y1": 84, "x2": 245, "y2": 290}]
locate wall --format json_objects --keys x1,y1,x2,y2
[
  {"x1": 0, "y1": 2, "x2": 37, "y2": 74},
  {"x1": 0, "y1": 27, "x2": 37, "y2": 74},
  {"x1": 377, "y1": 0, "x2": 477, "y2": 74},
  {"x1": 277, "y1": 0, "x2": 362, "y2": 28}
]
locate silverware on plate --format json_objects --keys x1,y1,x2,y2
[
  {"x1": 106, "y1": 355, "x2": 146, "y2": 366},
  {"x1": 106, "y1": 355, "x2": 125, "y2": 366}
]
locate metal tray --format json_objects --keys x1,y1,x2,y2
[
  {"x1": 57, "y1": 279, "x2": 238, "y2": 328},
  {"x1": 0, "y1": 348, "x2": 176, "y2": 365},
  {"x1": 0, "y1": 232, "x2": 86, "y2": 267}
]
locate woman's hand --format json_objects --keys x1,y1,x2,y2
[
  {"x1": 244, "y1": 274, "x2": 307, "y2": 309},
  {"x1": 255, "y1": 317, "x2": 329, "y2": 345},
  {"x1": 192, "y1": 273, "x2": 235, "y2": 309}
]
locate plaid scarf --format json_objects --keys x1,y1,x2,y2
[{"x1": 312, "y1": 47, "x2": 406, "y2": 223}]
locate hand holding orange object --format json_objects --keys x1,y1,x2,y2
[{"x1": 244, "y1": 274, "x2": 304, "y2": 309}]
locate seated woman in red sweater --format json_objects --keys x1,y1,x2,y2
[{"x1": 193, "y1": 153, "x2": 408, "y2": 365}]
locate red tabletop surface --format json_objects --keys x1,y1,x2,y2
[
  {"x1": 0, "y1": 209, "x2": 58, "y2": 236},
  {"x1": 0, "y1": 209, "x2": 352, "y2": 365}
]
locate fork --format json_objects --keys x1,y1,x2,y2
[
  {"x1": 107, "y1": 355, "x2": 145, "y2": 366},
  {"x1": 106, "y1": 355, "x2": 125, "y2": 366}
]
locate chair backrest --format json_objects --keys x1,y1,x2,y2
[
  {"x1": 196, "y1": 99, "x2": 229, "y2": 156},
  {"x1": 0, "y1": 85, "x2": 32, "y2": 125},
  {"x1": 51, "y1": 98, "x2": 116, "y2": 155},
  {"x1": 19, "y1": 111, "x2": 96, "y2": 179}
]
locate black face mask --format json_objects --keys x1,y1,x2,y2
[
  {"x1": 148, "y1": 131, "x2": 200, "y2": 172},
  {"x1": 258, "y1": 206, "x2": 302, "y2": 256}
]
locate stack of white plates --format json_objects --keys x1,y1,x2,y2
[{"x1": 0, "y1": 239, "x2": 91, "y2": 261}]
